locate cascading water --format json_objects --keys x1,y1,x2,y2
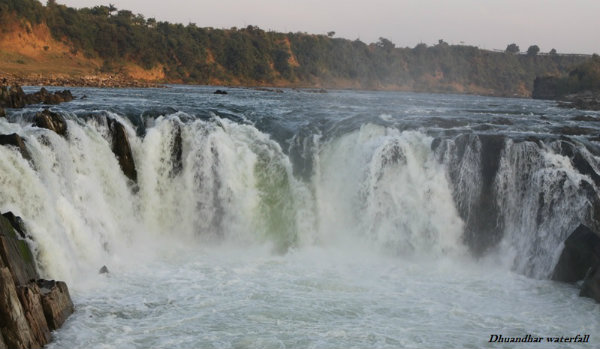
[{"x1": 0, "y1": 87, "x2": 599, "y2": 348}]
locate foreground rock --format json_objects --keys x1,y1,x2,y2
[
  {"x1": 552, "y1": 224, "x2": 600, "y2": 283},
  {"x1": 0, "y1": 213, "x2": 74, "y2": 348},
  {"x1": 0, "y1": 133, "x2": 31, "y2": 160},
  {"x1": 33, "y1": 109, "x2": 68, "y2": 137},
  {"x1": 0, "y1": 107, "x2": 5, "y2": 117},
  {"x1": 107, "y1": 117, "x2": 137, "y2": 182}
]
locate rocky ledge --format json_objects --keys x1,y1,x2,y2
[
  {"x1": 557, "y1": 91, "x2": 600, "y2": 111},
  {"x1": 0, "y1": 212, "x2": 74, "y2": 349},
  {"x1": 0, "y1": 84, "x2": 73, "y2": 109},
  {"x1": 552, "y1": 224, "x2": 600, "y2": 303}
]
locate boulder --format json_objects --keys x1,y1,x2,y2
[
  {"x1": 99, "y1": 265, "x2": 109, "y2": 274},
  {"x1": 214, "y1": 89, "x2": 228, "y2": 95},
  {"x1": 0, "y1": 133, "x2": 31, "y2": 160},
  {"x1": 0, "y1": 85, "x2": 74, "y2": 108},
  {"x1": 0, "y1": 214, "x2": 38, "y2": 286},
  {"x1": 37, "y1": 280, "x2": 74, "y2": 330},
  {"x1": 33, "y1": 109, "x2": 68, "y2": 137},
  {"x1": 0, "y1": 212, "x2": 73, "y2": 347},
  {"x1": 0, "y1": 85, "x2": 27, "y2": 108},
  {"x1": 0, "y1": 267, "x2": 37, "y2": 349},
  {"x1": 552, "y1": 224, "x2": 600, "y2": 282},
  {"x1": 107, "y1": 118, "x2": 137, "y2": 182},
  {"x1": 16, "y1": 283, "x2": 51, "y2": 346},
  {"x1": 580, "y1": 265, "x2": 600, "y2": 302}
]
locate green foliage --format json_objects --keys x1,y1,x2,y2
[
  {"x1": 506, "y1": 43, "x2": 520, "y2": 54},
  {"x1": 0, "y1": 0, "x2": 590, "y2": 95},
  {"x1": 527, "y1": 45, "x2": 540, "y2": 56}
]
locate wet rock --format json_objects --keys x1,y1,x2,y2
[
  {"x1": 214, "y1": 89, "x2": 228, "y2": 95},
  {"x1": 0, "y1": 214, "x2": 38, "y2": 286},
  {"x1": 16, "y1": 283, "x2": 51, "y2": 346},
  {"x1": 99, "y1": 265, "x2": 109, "y2": 274},
  {"x1": 552, "y1": 224, "x2": 600, "y2": 283},
  {"x1": 0, "y1": 133, "x2": 31, "y2": 160},
  {"x1": 0, "y1": 107, "x2": 5, "y2": 117},
  {"x1": 33, "y1": 109, "x2": 68, "y2": 137},
  {"x1": 1, "y1": 212, "x2": 28, "y2": 240},
  {"x1": 580, "y1": 264, "x2": 600, "y2": 302},
  {"x1": 0, "y1": 85, "x2": 27, "y2": 108},
  {"x1": 170, "y1": 123, "x2": 183, "y2": 176},
  {"x1": 107, "y1": 118, "x2": 137, "y2": 182},
  {"x1": 0, "y1": 267, "x2": 37, "y2": 349},
  {"x1": 0, "y1": 212, "x2": 73, "y2": 347},
  {"x1": 557, "y1": 141, "x2": 600, "y2": 187},
  {"x1": 36, "y1": 280, "x2": 74, "y2": 330},
  {"x1": 25, "y1": 88, "x2": 74, "y2": 105},
  {"x1": 0, "y1": 85, "x2": 74, "y2": 108}
]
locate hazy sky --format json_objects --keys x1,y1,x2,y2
[{"x1": 57, "y1": 0, "x2": 599, "y2": 54}]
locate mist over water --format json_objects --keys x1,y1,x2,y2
[{"x1": 1, "y1": 86, "x2": 600, "y2": 347}]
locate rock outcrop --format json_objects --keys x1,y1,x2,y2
[
  {"x1": 580, "y1": 265, "x2": 600, "y2": 302},
  {"x1": 107, "y1": 117, "x2": 137, "y2": 182},
  {"x1": 552, "y1": 224, "x2": 600, "y2": 283},
  {"x1": 0, "y1": 133, "x2": 31, "y2": 160},
  {"x1": 0, "y1": 213, "x2": 74, "y2": 348},
  {"x1": 0, "y1": 85, "x2": 73, "y2": 109},
  {"x1": 33, "y1": 109, "x2": 68, "y2": 137}
]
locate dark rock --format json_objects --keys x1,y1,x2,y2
[
  {"x1": 552, "y1": 224, "x2": 600, "y2": 282},
  {"x1": 16, "y1": 283, "x2": 51, "y2": 346},
  {"x1": 580, "y1": 264, "x2": 600, "y2": 302},
  {"x1": 99, "y1": 265, "x2": 109, "y2": 274},
  {"x1": 532, "y1": 76, "x2": 563, "y2": 100},
  {"x1": 0, "y1": 85, "x2": 27, "y2": 108},
  {"x1": 557, "y1": 141, "x2": 600, "y2": 187},
  {"x1": 36, "y1": 280, "x2": 74, "y2": 330},
  {"x1": 0, "y1": 107, "x2": 5, "y2": 117},
  {"x1": 0, "y1": 85, "x2": 74, "y2": 108},
  {"x1": 170, "y1": 123, "x2": 183, "y2": 176},
  {"x1": 465, "y1": 134, "x2": 506, "y2": 255},
  {"x1": 0, "y1": 214, "x2": 38, "y2": 286},
  {"x1": 1, "y1": 212, "x2": 28, "y2": 240},
  {"x1": 107, "y1": 118, "x2": 137, "y2": 182},
  {"x1": 33, "y1": 109, "x2": 68, "y2": 137},
  {"x1": 214, "y1": 90, "x2": 228, "y2": 95},
  {"x1": 0, "y1": 133, "x2": 31, "y2": 160},
  {"x1": 0, "y1": 267, "x2": 37, "y2": 349}
]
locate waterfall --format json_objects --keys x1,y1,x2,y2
[{"x1": 2, "y1": 107, "x2": 599, "y2": 283}]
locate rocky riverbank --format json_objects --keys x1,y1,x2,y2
[{"x1": 1, "y1": 73, "x2": 165, "y2": 89}]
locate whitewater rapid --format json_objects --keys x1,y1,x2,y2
[{"x1": 1, "y1": 87, "x2": 600, "y2": 347}]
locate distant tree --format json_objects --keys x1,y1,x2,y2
[
  {"x1": 505, "y1": 43, "x2": 520, "y2": 54},
  {"x1": 327, "y1": 31, "x2": 335, "y2": 37},
  {"x1": 376, "y1": 37, "x2": 395, "y2": 51},
  {"x1": 549, "y1": 48, "x2": 557, "y2": 55},
  {"x1": 108, "y1": 4, "x2": 116, "y2": 13},
  {"x1": 527, "y1": 45, "x2": 540, "y2": 56}
]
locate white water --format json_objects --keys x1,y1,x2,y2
[{"x1": 1, "y1": 107, "x2": 599, "y2": 347}]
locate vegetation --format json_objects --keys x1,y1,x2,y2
[
  {"x1": 533, "y1": 55, "x2": 600, "y2": 99},
  {"x1": 0, "y1": 0, "x2": 592, "y2": 96}
]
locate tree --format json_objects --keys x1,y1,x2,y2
[
  {"x1": 505, "y1": 43, "x2": 520, "y2": 54},
  {"x1": 327, "y1": 31, "x2": 335, "y2": 37},
  {"x1": 549, "y1": 48, "x2": 557, "y2": 55},
  {"x1": 376, "y1": 37, "x2": 395, "y2": 50},
  {"x1": 527, "y1": 45, "x2": 540, "y2": 56}
]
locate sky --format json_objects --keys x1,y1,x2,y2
[{"x1": 57, "y1": 0, "x2": 599, "y2": 54}]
